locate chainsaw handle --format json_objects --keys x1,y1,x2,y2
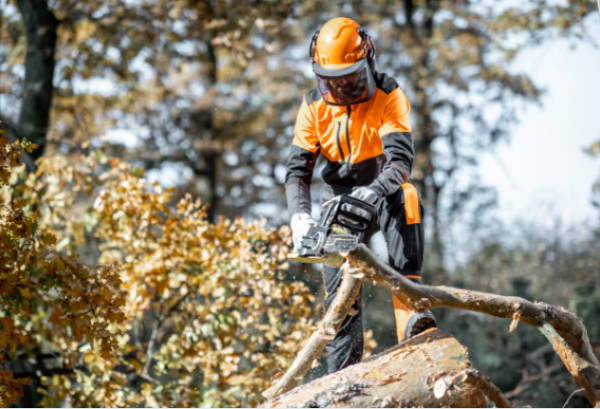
[{"x1": 322, "y1": 195, "x2": 376, "y2": 232}]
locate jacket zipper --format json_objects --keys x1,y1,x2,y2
[
  {"x1": 345, "y1": 106, "x2": 352, "y2": 165},
  {"x1": 335, "y1": 122, "x2": 345, "y2": 162}
]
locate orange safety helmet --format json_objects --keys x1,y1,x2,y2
[{"x1": 309, "y1": 17, "x2": 377, "y2": 106}]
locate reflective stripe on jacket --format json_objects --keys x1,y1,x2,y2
[{"x1": 285, "y1": 72, "x2": 415, "y2": 217}]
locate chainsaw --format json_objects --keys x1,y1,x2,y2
[{"x1": 289, "y1": 195, "x2": 376, "y2": 267}]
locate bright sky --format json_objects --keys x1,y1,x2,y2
[{"x1": 477, "y1": 17, "x2": 600, "y2": 228}]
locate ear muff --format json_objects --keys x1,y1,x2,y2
[
  {"x1": 357, "y1": 27, "x2": 377, "y2": 72},
  {"x1": 309, "y1": 29, "x2": 320, "y2": 62}
]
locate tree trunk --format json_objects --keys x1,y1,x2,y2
[
  {"x1": 16, "y1": 0, "x2": 58, "y2": 164},
  {"x1": 263, "y1": 329, "x2": 497, "y2": 408}
]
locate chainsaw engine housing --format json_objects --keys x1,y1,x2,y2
[{"x1": 297, "y1": 195, "x2": 376, "y2": 259}]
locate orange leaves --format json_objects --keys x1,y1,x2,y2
[
  {"x1": 79, "y1": 155, "x2": 315, "y2": 407},
  {"x1": 0, "y1": 369, "x2": 31, "y2": 407}
]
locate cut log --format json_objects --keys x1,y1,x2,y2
[{"x1": 262, "y1": 329, "x2": 493, "y2": 408}]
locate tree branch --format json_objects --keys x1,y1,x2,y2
[
  {"x1": 262, "y1": 262, "x2": 364, "y2": 400},
  {"x1": 346, "y1": 244, "x2": 600, "y2": 406}
]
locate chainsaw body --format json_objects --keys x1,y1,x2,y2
[{"x1": 291, "y1": 195, "x2": 376, "y2": 266}]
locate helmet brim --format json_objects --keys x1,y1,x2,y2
[{"x1": 312, "y1": 58, "x2": 368, "y2": 78}]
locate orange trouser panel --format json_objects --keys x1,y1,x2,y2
[
  {"x1": 401, "y1": 183, "x2": 421, "y2": 224},
  {"x1": 392, "y1": 274, "x2": 421, "y2": 342},
  {"x1": 392, "y1": 295, "x2": 413, "y2": 342}
]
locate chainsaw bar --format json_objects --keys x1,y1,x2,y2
[
  {"x1": 299, "y1": 226, "x2": 359, "y2": 256},
  {"x1": 288, "y1": 252, "x2": 345, "y2": 267}
]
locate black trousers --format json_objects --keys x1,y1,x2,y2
[{"x1": 321, "y1": 184, "x2": 424, "y2": 374}]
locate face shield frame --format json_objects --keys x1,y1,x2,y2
[{"x1": 312, "y1": 58, "x2": 376, "y2": 107}]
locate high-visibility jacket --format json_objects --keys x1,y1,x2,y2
[{"x1": 285, "y1": 72, "x2": 414, "y2": 217}]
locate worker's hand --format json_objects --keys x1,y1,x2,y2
[
  {"x1": 290, "y1": 212, "x2": 317, "y2": 250},
  {"x1": 350, "y1": 186, "x2": 378, "y2": 204}
]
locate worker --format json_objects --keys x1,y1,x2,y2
[{"x1": 284, "y1": 17, "x2": 436, "y2": 374}]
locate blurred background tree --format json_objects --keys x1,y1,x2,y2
[{"x1": 1, "y1": 0, "x2": 599, "y2": 407}]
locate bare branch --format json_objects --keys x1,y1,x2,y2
[{"x1": 346, "y1": 244, "x2": 600, "y2": 406}]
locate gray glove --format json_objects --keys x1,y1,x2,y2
[
  {"x1": 290, "y1": 212, "x2": 317, "y2": 249},
  {"x1": 350, "y1": 186, "x2": 378, "y2": 204}
]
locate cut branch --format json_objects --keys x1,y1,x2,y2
[
  {"x1": 263, "y1": 244, "x2": 599, "y2": 406},
  {"x1": 346, "y1": 244, "x2": 600, "y2": 406},
  {"x1": 262, "y1": 262, "x2": 364, "y2": 400}
]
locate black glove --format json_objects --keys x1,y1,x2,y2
[{"x1": 350, "y1": 186, "x2": 378, "y2": 204}]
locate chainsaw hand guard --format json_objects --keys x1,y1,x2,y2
[
  {"x1": 321, "y1": 195, "x2": 376, "y2": 233},
  {"x1": 294, "y1": 195, "x2": 376, "y2": 260}
]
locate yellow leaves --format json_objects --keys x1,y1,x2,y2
[
  {"x1": 0, "y1": 137, "x2": 32, "y2": 186},
  {"x1": 587, "y1": 141, "x2": 600, "y2": 157},
  {"x1": 14, "y1": 139, "x2": 38, "y2": 154},
  {"x1": 18, "y1": 288, "x2": 33, "y2": 299},
  {"x1": 1, "y1": 317, "x2": 14, "y2": 334},
  {"x1": 1, "y1": 150, "x2": 316, "y2": 407},
  {"x1": 74, "y1": 20, "x2": 97, "y2": 46},
  {"x1": 48, "y1": 309, "x2": 65, "y2": 326},
  {"x1": 84, "y1": 351, "x2": 95, "y2": 365},
  {"x1": 141, "y1": 383, "x2": 159, "y2": 408}
]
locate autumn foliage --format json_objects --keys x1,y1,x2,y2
[{"x1": 0, "y1": 139, "x2": 315, "y2": 407}]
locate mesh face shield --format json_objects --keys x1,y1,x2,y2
[{"x1": 313, "y1": 59, "x2": 376, "y2": 106}]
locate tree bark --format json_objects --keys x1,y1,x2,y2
[
  {"x1": 262, "y1": 329, "x2": 491, "y2": 408},
  {"x1": 16, "y1": 0, "x2": 58, "y2": 164}
]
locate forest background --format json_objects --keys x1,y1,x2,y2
[{"x1": 1, "y1": 0, "x2": 600, "y2": 407}]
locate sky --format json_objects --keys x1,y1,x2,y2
[{"x1": 476, "y1": 16, "x2": 600, "y2": 229}]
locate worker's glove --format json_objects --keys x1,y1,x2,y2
[
  {"x1": 290, "y1": 212, "x2": 317, "y2": 250},
  {"x1": 350, "y1": 186, "x2": 378, "y2": 204}
]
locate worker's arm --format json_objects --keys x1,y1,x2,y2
[
  {"x1": 285, "y1": 95, "x2": 320, "y2": 218},
  {"x1": 368, "y1": 87, "x2": 414, "y2": 197}
]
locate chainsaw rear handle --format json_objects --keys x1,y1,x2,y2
[{"x1": 321, "y1": 194, "x2": 376, "y2": 232}]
